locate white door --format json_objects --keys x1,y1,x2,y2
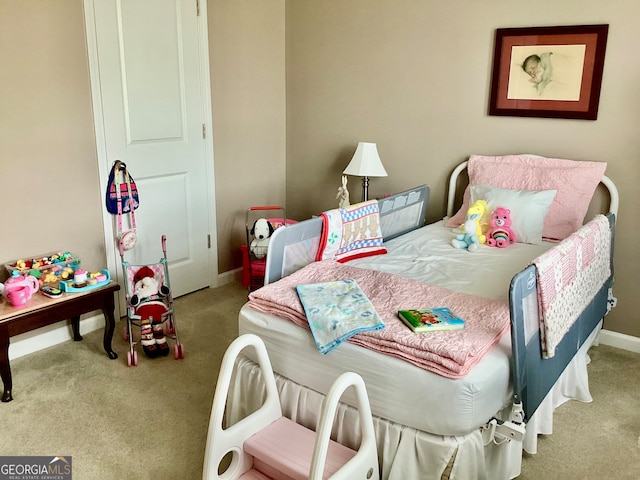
[{"x1": 85, "y1": 0, "x2": 217, "y2": 304}]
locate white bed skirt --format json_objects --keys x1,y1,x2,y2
[
  {"x1": 520, "y1": 320, "x2": 600, "y2": 455},
  {"x1": 227, "y1": 356, "x2": 520, "y2": 479},
  {"x1": 225, "y1": 321, "x2": 600, "y2": 480}
]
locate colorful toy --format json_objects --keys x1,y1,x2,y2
[
  {"x1": 465, "y1": 199, "x2": 489, "y2": 244},
  {"x1": 452, "y1": 213, "x2": 481, "y2": 252},
  {"x1": 452, "y1": 199, "x2": 489, "y2": 252},
  {"x1": 129, "y1": 265, "x2": 171, "y2": 358},
  {"x1": 249, "y1": 218, "x2": 274, "y2": 259},
  {"x1": 59, "y1": 269, "x2": 111, "y2": 292},
  {"x1": 486, "y1": 207, "x2": 517, "y2": 248},
  {"x1": 1, "y1": 272, "x2": 39, "y2": 305}
]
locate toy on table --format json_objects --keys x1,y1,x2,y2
[
  {"x1": 486, "y1": 207, "x2": 517, "y2": 248},
  {"x1": 9, "y1": 252, "x2": 77, "y2": 276},
  {"x1": 129, "y1": 266, "x2": 171, "y2": 358},
  {"x1": 40, "y1": 286, "x2": 63, "y2": 298},
  {"x1": 59, "y1": 270, "x2": 110, "y2": 292},
  {"x1": 39, "y1": 265, "x2": 78, "y2": 286},
  {"x1": 249, "y1": 218, "x2": 275, "y2": 259},
  {"x1": 1, "y1": 272, "x2": 39, "y2": 307},
  {"x1": 6, "y1": 252, "x2": 80, "y2": 289},
  {"x1": 451, "y1": 199, "x2": 489, "y2": 252}
]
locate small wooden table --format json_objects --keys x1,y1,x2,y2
[{"x1": 0, "y1": 282, "x2": 120, "y2": 402}]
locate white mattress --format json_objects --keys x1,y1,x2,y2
[{"x1": 239, "y1": 221, "x2": 554, "y2": 436}]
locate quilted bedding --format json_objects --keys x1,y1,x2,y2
[{"x1": 248, "y1": 260, "x2": 511, "y2": 379}]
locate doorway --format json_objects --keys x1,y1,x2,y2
[{"x1": 84, "y1": 0, "x2": 218, "y2": 314}]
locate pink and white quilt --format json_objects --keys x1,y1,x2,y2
[
  {"x1": 248, "y1": 260, "x2": 510, "y2": 379},
  {"x1": 532, "y1": 214, "x2": 611, "y2": 358},
  {"x1": 316, "y1": 200, "x2": 387, "y2": 263}
]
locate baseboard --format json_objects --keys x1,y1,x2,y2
[
  {"x1": 598, "y1": 328, "x2": 640, "y2": 354},
  {"x1": 218, "y1": 267, "x2": 242, "y2": 286},
  {"x1": 9, "y1": 313, "x2": 105, "y2": 361}
]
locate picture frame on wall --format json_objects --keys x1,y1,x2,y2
[{"x1": 488, "y1": 24, "x2": 609, "y2": 120}]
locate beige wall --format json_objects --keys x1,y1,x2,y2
[
  {"x1": 209, "y1": 0, "x2": 286, "y2": 272},
  {"x1": 0, "y1": 1, "x2": 105, "y2": 277},
  {"x1": 285, "y1": 0, "x2": 639, "y2": 337}
]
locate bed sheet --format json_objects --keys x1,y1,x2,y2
[
  {"x1": 240, "y1": 221, "x2": 555, "y2": 436},
  {"x1": 348, "y1": 220, "x2": 552, "y2": 302}
]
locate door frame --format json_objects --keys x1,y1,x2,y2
[{"x1": 83, "y1": 0, "x2": 218, "y2": 316}]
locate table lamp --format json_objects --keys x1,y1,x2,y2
[{"x1": 343, "y1": 142, "x2": 388, "y2": 202}]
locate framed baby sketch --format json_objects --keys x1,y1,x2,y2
[{"x1": 488, "y1": 24, "x2": 609, "y2": 120}]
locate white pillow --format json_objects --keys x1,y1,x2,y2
[{"x1": 470, "y1": 185, "x2": 557, "y2": 244}]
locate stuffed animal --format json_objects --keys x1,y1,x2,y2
[
  {"x1": 486, "y1": 207, "x2": 517, "y2": 248},
  {"x1": 465, "y1": 199, "x2": 489, "y2": 244},
  {"x1": 250, "y1": 218, "x2": 274, "y2": 259},
  {"x1": 451, "y1": 199, "x2": 489, "y2": 252},
  {"x1": 130, "y1": 266, "x2": 171, "y2": 358},
  {"x1": 451, "y1": 212, "x2": 482, "y2": 252},
  {"x1": 336, "y1": 175, "x2": 350, "y2": 209}
]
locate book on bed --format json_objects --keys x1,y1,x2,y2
[{"x1": 397, "y1": 308, "x2": 465, "y2": 333}]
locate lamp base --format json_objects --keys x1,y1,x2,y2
[{"x1": 361, "y1": 176, "x2": 370, "y2": 202}]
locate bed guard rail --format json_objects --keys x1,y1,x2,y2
[
  {"x1": 264, "y1": 185, "x2": 430, "y2": 285},
  {"x1": 509, "y1": 212, "x2": 616, "y2": 421}
]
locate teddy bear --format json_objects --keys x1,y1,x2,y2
[
  {"x1": 130, "y1": 265, "x2": 171, "y2": 358},
  {"x1": 250, "y1": 218, "x2": 274, "y2": 259},
  {"x1": 486, "y1": 207, "x2": 517, "y2": 248}
]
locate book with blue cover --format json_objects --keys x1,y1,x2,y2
[
  {"x1": 397, "y1": 307, "x2": 465, "y2": 333},
  {"x1": 295, "y1": 279, "x2": 385, "y2": 354}
]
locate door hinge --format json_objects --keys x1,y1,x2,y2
[
  {"x1": 207, "y1": 234, "x2": 211, "y2": 249},
  {"x1": 202, "y1": 123, "x2": 206, "y2": 139},
  {"x1": 196, "y1": 0, "x2": 200, "y2": 16}
]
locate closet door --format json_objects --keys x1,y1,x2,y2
[{"x1": 85, "y1": 0, "x2": 217, "y2": 302}]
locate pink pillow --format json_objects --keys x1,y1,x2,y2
[{"x1": 446, "y1": 155, "x2": 607, "y2": 241}]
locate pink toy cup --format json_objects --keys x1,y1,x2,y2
[{"x1": 7, "y1": 286, "x2": 30, "y2": 308}]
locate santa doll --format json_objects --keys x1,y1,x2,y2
[{"x1": 130, "y1": 266, "x2": 171, "y2": 358}]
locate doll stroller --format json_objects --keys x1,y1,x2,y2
[{"x1": 120, "y1": 235, "x2": 184, "y2": 367}]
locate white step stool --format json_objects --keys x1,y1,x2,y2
[{"x1": 202, "y1": 334, "x2": 379, "y2": 480}]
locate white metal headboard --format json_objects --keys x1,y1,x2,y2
[{"x1": 445, "y1": 158, "x2": 619, "y2": 219}]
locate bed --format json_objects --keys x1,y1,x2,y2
[{"x1": 226, "y1": 154, "x2": 618, "y2": 480}]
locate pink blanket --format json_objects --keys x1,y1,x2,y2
[{"x1": 248, "y1": 261, "x2": 510, "y2": 379}]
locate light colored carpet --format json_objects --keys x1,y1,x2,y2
[{"x1": 1, "y1": 281, "x2": 638, "y2": 479}]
